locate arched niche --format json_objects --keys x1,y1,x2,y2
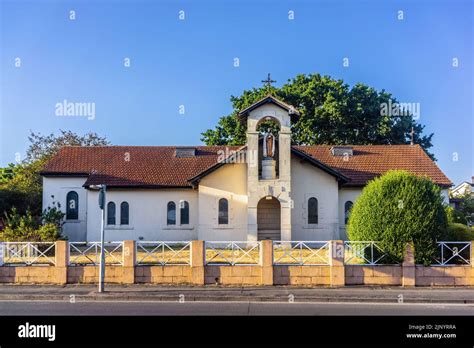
[{"x1": 256, "y1": 116, "x2": 281, "y2": 179}]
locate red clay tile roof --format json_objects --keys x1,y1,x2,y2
[
  {"x1": 41, "y1": 146, "x2": 241, "y2": 188},
  {"x1": 41, "y1": 144, "x2": 452, "y2": 188},
  {"x1": 293, "y1": 144, "x2": 452, "y2": 187}
]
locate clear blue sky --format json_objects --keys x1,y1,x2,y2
[{"x1": 0, "y1": 0, "x2": 472, "y2": 185}]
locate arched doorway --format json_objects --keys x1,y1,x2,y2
[{"x1": 257, "y1": 197, "x2": 281, "y2": 240}]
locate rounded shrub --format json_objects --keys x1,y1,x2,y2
[
  {"x1": 443, "y1": 223, "x2": 474, "y2": 241},
  {"x1": 347, "y1": 170, "x2": 448, "y2": 265}
]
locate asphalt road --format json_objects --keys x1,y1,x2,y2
[{"x1": 1, "y1": 300, "x2": 474, "y2": 315}]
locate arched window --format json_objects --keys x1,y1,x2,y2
[
  {"x1": 66, "y1": 191, "x2": 79, "y2": 220},
  {"x1": 218, "y1": 198, "x2": 229, "y2": 225},
  {"x1": 167, "y1": 202, "x2": 176, "y2": 225},
  {"x1": 107, "y1": 202, "x2": 116, "y2": 225},
  {"x1": 180, "y1": 201, "x2": 189, "y2": 225},
  {"x1": 308, "y1": 197, "x2": 318, "y2": 224},
  {"x1": 120, "y1": 202, "x2": 129, "y2": 225},
  {"x1": 345, "y1": 201, "x2": 353, "y2": 225}
]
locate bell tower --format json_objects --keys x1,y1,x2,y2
[{"x1": 238, "y1": 93, "x2": 299, "y2": 241}]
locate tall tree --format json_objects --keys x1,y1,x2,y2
[
  {"x1": 201, "y1": 74, "x2": 434, "y2": 159},
  {"x1": 0, "y1": 130, "x2": 110, "y2": 216},
  {"x1": 25, "y1": 130, "x2": 110, "y2": 163}
]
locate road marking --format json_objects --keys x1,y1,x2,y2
[{"x1": 0, "y1": 300, "x2": 473, "y2": 307}]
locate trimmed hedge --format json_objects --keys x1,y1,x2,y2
[
  {"x1": 347, "y1": 170, "x2": 448, "y2": 265},
  {"x1": 443, "y1": 223, "x2": 474, "y2": 241}
]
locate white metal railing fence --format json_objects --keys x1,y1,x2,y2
[
  {"x1": 3, "y1": 240, "x2": 471, "y2": 268},
  {"x1": 273, "y1": 241, "x2": 330, "y2": 265},
  {"x1": 136, "y1": 241, "x2": 191, "y2": 265},
  {"x1": 344, "y1": 241, "x2": 399, "y2": 265},
  {"x1": 205, "y1": 241, "x2": 261, "y2": 265},
  {"x1": 0, "y1": 242, "x2": 56, "y2": 266},
  {"x1": 69, "y1": 242, "x2": 124, "y2": 266},
  {"x1": 433, "y1": 242, "x2": 472, "y2": 266}
]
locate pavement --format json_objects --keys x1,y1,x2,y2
[
  {"x1": 2, "y1": 300, "x2": 474, "y2": 315},
  {"x1": 0, "y1": 284, "x2": 474, "y2": 303}
]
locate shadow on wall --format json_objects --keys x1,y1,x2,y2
[
  {"x1": 204, "y1": 266, "x2": 262, "y2": 285},
  {"x1": 273, "y1": 265, "x2": 331, "y2": 286},
  {"x1": 345, "y1": 265, "x2": 402, "y2": 285},
  {"x1": 415, "y1": 265, "x2": 470, "y2": 286}
]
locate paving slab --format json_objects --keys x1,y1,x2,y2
[{"x1": 0, "y1": 284, "x2": 474, "y2": 303}]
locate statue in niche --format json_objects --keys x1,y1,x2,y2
[{"x1": 263, "y1": 128, "x2": 276, "y2": 158}]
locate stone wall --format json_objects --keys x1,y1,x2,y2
[
  {"x1": 273, "y1": 266, "x2": 331, "y2": 285},
  {"x1": 0, "y1": 266, "x2": 63, "y2": 284},
  {"x1": 67, "y1": 266, "x2": 125, "y2": 284},
  {"x1": 345, "y1": 265, "x2": 402, "y2": 285},
  {"x1": 205, "y1": 266, "x2": 262, "y2": 285},
  {"x1": 135, "y1": 266, "x2": 192, "y2": 284},
  {"x1": 1, "y1": 240, "x2": 473, "y2": 287},
  {"x1": 415, "y1": 266, "x2": 473, "y2": 286}
]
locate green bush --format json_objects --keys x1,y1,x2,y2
[
  {"x1": 0, "y1": 205, "x2": 65, "y2": 242},
  {"x1": 347, "y1": 170, "x2": 448, "y2": 265},
  {"x1": 446, "y1": 205, "x2": 469, "y2": 225},
  {"x1": 443, "y1": 223, "x2": 474, "y2": 241},
  {"x1": 36, "y1": 223, "x2": 63, "y2": 241},
  {"x1": 0, "y1": 223, "x2": 62, "y2": 242},
  {"x1": 41, "y1": 200, "x2": 65, "y2": 228},
  {"x1": 0, "y1": 209, "x2": 38, "y2": 241},
  {"x1": 0, "y1": 188, "x2": 42, "y2": 217}
]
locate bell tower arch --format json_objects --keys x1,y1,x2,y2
[{"x1": 238, "y1": 94, "x2": 299, "y2": 241}]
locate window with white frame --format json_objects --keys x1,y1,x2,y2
[
  {"x1": 66, "y1": 191, "x2": 79, "y2": 220},
  {"x1": 218, "y1": 198, "x2": 229, "y2": 225},
  {"x1": 308, "y1": 197, "x2": 318, "y2": 224},
  {"x1": 120, "y1": 201, "x2": 129, "y2": 225},
  {"x1": 345, "y1": 201, "x2": 353, "y2": 225},
  {"x1": 167, "y1": 201, "x2": 176, "y2": 225},
  {"x1": 180, "y1": 200, "x2": 189, "y2": 225},
  {"x1": 107, "y1": 201, "x2": 116, "y2": 225}
]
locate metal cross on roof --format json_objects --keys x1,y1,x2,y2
[{"x1": 261, "y1": 73, "x2": 276, "y2": 92}]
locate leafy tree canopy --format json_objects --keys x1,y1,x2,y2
[
  {"x1": 201, "y1": 74, "x2": 435, "y2": 159},
  {"x1": 0, "y1": 130, "x2": 110, "y2": 216},
  {"x1": 25, "y1": 129, "x2": 110, "y2": 163},
  {"x1": 448, "y1": 193, "x2": 474, "y2": 226}
]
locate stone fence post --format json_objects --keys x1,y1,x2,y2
[
  {"x1": 471, "y1": 241, "x2": 474, "y2": 268},
  {"x1": 329, "y1": 240, "x2": 345, "y2": 286},
  {"x1": 122, "y1": 240, "x2": 136, "y2": 284},
  {"x1": 191, "y1": 240, "x2": 205, "y2": 285},
  {"x1": 55, "y1": 241, "x2": 68, "y2": 285},
  {"x1": 402, "y1": 242, "x2": 415, "y2": 287},
  {"x1": 260, "y1": 240, "x2": 273, "y2": 285}
]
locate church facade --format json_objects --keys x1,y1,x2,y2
[{"x1": 40, "y1": 95, "x2": 452, "y2": 242}]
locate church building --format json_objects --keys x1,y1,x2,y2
[{"x1": 40, "y1": 95, "x2": 452, "y2": 242}]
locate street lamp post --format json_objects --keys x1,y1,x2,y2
[{"x1": 90, "y1": 184, "x2": 107, "y2": 293}]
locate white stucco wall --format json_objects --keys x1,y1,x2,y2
[
  {"x1": 86, "y1": 189, "x2": 199, "y2": 242},
  {"x1": 291, "y1": 157, "x2": 340, "y2": 240},
  {"x1": 197, "y1": 163, "x2": 248, "y2": 241},
  {"x1": 42, "y1": 176, "x2": 88, "y2": 242},
  {"x1": 42, "y1": 150, "x2": 452, "y2": 243},
  {"x1": 450, "y1": 183, "x2": 472, "y2": 197},
  {"x1": 441, "y1": 189, "x2": 449, "y2": 203}
]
